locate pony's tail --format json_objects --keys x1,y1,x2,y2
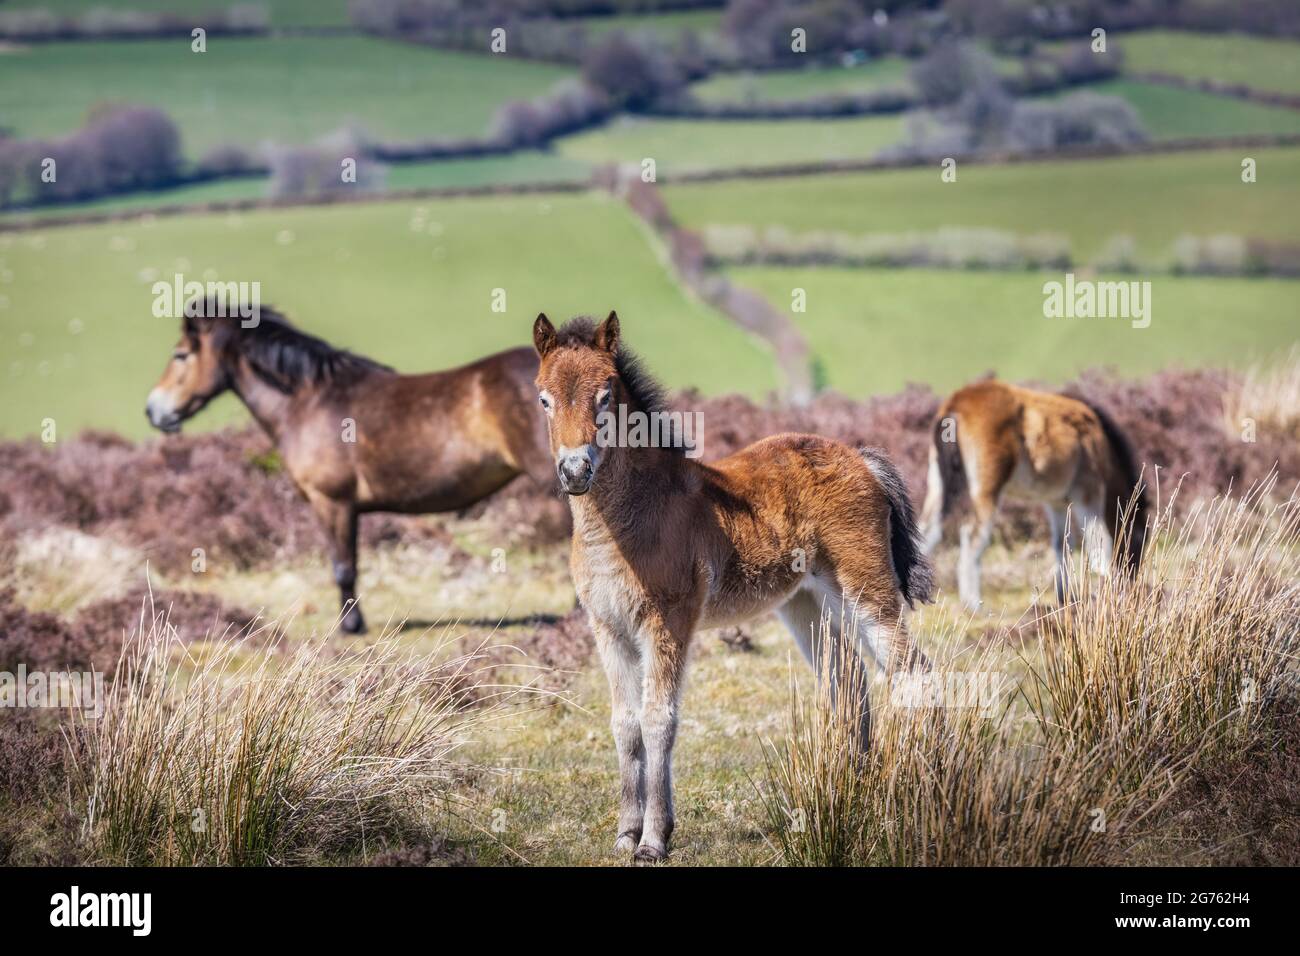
[
  {"x1": 861, "y1": 448, "x2": 935, "y2": 608},
  {"x1": 919, "y1": 410, "x2": 966, "y2": 552},
  {"x1": 1063, "y1": 391, "x2": 1150, "y2": 575}
]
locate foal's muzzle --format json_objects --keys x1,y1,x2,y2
[{"x1": 557, "y1": 448, "x2": 596, "y2": 496}]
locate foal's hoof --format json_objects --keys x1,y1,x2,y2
[
  {"x1": 340, "y1": 608, "x2": 367, "y2": 635},
  {"x1": 633, "y1": 842, "x2": 668, "y2": 864},
  {"x1": 613, "y1": 832, "x2": 640, "y2": 854}
]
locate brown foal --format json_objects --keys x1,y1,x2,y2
[
  {"x1": 146, "y1": 298, "x2": 557, "y2": 632},
  {"x1": 919, "y1": 380, "x2": 1149, "y2": 609},
  {"x1": 533, "y1": 311, "x2": 933, "y2": 862}
]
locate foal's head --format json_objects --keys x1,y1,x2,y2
[
  {"x1": 532, "y1": 311, "x2": 622, "y2": 495},
  {"x1": 145, "y1": 309, "x2": 234, "y2": 433}
]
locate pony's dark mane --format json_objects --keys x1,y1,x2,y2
[
  {"x1": 191, "y1": 298, "x2": 393, "y2": 393},
  {"x1": 553, "y1": 315, "x2": 674, "y2": 422}
]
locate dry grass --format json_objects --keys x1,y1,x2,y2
[
  {"x1": 1222, "y1": 347, "x2": 1300, "y2": 441},
  {"x1": 761, "y1": 479, "x2": 1299, "y2": 866},
  {"x1": 68, "y1": 593, "x2": 524, "y2": 866}
]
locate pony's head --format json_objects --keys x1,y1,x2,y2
[
  {"x1": 532, "y1": 311, "x2": 622, "y2": 495},
  {"x1": 145, "y1": 306, "x2": 234, "y2": 433}
]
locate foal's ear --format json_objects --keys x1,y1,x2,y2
[
  {"x1": 594, "y1": 311, "x2": 620, "y2": 355},
  {"x1": 533, "y1": 313, "x2": 557, "y2": 358}
]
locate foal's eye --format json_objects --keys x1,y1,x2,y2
[
  {"x1": 173, "y1": 351, "x2": 189, "y2": 361},
  {"x1": 538, "y1": 394, "x2": 551, "y2": 411},
  {"x1": 596, "y1": 388, "x2": 610, "y2": 410}
]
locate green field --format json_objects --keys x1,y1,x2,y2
[
  {"x1": 1116, "y1": 29, "x2": 1300, "y2": 97},
  {"x1": 665, "y1": 147, "x2": 1300, "y2": 264},
  {"x1": 731, "y1": 266, "x2": 1300, "y2": 397},
  {"x1": 0, "y1": 193, "x2": 776, "y2": 439},
  {"x1": 0, "y1": 37, "x2": 573, "y2": 156},
  {"x1": 689, "y1": 58, "x2": 914, "y2": 102},
  {"x1": 1053, "y1": 79, "x2": 1300, "y2": 140},
  {"x1": 558, "y1": 114, "x2": 904, "y2": 173},
  {"x1": 2, "y1": 0, "x2": 351, "y2": 27}
]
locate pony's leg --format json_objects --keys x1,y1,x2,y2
[
  {"x1": 1046, "y1": 504, "x2": 1071, "y2": 604},
  {"x1": 779, "y1": 586, "x2": 871, "y2": 747},
  {"x1": 311, "y1": 493, "x2": 364, "y2": 634},
  {"x1": 592, "y1": 619, "x2": 645, "y2": 854},
  {"x1": 1079, "y1": 497, "x2": 1114, "y2": 578},
  {"x1": 957, "y1": 507, "x2": 995, "y2": 611},
  {"x1": 634, "y1": 610, "x2": 694, "y2": 863}
]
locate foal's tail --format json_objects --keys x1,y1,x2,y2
[
  {"x1": 861, "y1": 448, "x2": 935, "y2": 608},
  {"x1": 919, "y1": 409, "x2": 966, "y2": 552}
]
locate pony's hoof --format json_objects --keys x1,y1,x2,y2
[
  {"x1": 633, "y1": 842, "x2": 668, "y2": 864},
  {"x1": 614, "y1": 832, "x2": 640, "y2": 854},
  {"x1": 340, "y1": 609, "x2": 367, "y2": 635}
]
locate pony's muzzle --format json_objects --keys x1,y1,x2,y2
[
  {"x1": 145, "y1": 389, "x2": 182, "y2": 433},
  {"x1": 557, "y1": 446, "x2": 597, "y2": 495}
]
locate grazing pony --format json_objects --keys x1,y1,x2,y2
[
  {"x1": 532, "y1": 311, "x2": 933, "y2": 862},
  {"x1": 145, "y1": 298, "x2": 557, "y2": 633},
  {"x1": 919, "y1": 380, "x2": 1149, "y2": 609}
]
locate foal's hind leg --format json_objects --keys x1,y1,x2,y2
[
  {"x1": 958, "y1": 499, "x2": 996, "y2": 611},
  {"x1": 309, "y1": 493, "x2": 364, "y2": 634},
  {"x1": 777, "y1": 587, "x2": 871, "y2": 747}
]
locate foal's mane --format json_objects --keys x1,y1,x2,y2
[
  {"x1": 190, "y1": 298, "x2": 393, "y2": 393},
  {"x1": 552, "y1": 316, "x2": 674, "y2": 422}
]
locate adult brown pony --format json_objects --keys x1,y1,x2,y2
[
  {"x1": 145, "y1": 297, "x2": 557, "y2": 633},
  {"x1": 919, "y1": 380, "x2": 1149, "y2": 609},
  {"x1": 532, "y1": 311, "x2": 933, "y2": 862}
]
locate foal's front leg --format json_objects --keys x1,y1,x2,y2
[
  {"x1": 636, "y1": 614, "x2": 691, "y2": 863},
  {"x1": 594, "y1": 621, "x2": 646, "y2": 854}
]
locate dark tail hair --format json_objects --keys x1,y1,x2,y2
[
  {"x1": 861, "y1": 448, "x2": 935, "y2": 607},
  {"x1": 933, "y1": 411, "x2": 967, "y2": 519},
  {"x1": 1063, "y1": 391, "x2": 1150, "y2": 574}
]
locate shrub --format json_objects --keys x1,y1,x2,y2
[
  {"x1": 582, "y1": 31, "x2": 684, "y2": 110},
  {"x1": 1004, "y1": 91, "x2": 1147, "y2": 152}
]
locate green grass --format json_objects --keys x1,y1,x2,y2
[
  {"x1": 0, "y1": 192, "x2": 776, "y2": 439},
  {"x1": 1, "y1": 0, "x2": 351, "y2": 27},
  {"x1": 574, "y1": 9, "x2": 723, "y2": 38},
  {"x1": 665, "y1": 146, "x2": 1300, "y2": 264},
  {"x1": 557, "y1": 114, "x2": 905, "y2": 174},
  {"x1": 1053, "y1": 79, "x2": 1300, "y2": 140},
  {"x1": 730, "y1": 266, "x2": 1300, "y2": 397},
  {"x1": 689, "y1": 58, "x2": 913, "y2": 103},
  {"x1": 1116, "y1": 29, "x2": 1300, "y2": 97},
  {"x1": 0, "y1": 37, "x2": 574, "y2": 156}
]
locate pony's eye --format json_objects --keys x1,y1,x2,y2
[
  {"x1": 596, "y1": 389, "x2": 610, "y2": 409},
  {"x1": 173, "y1": 351, "x2": 190, "y2": 361},
  {"x1": 538, "y1": 394, "x2": 551, "y2": 410}
]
